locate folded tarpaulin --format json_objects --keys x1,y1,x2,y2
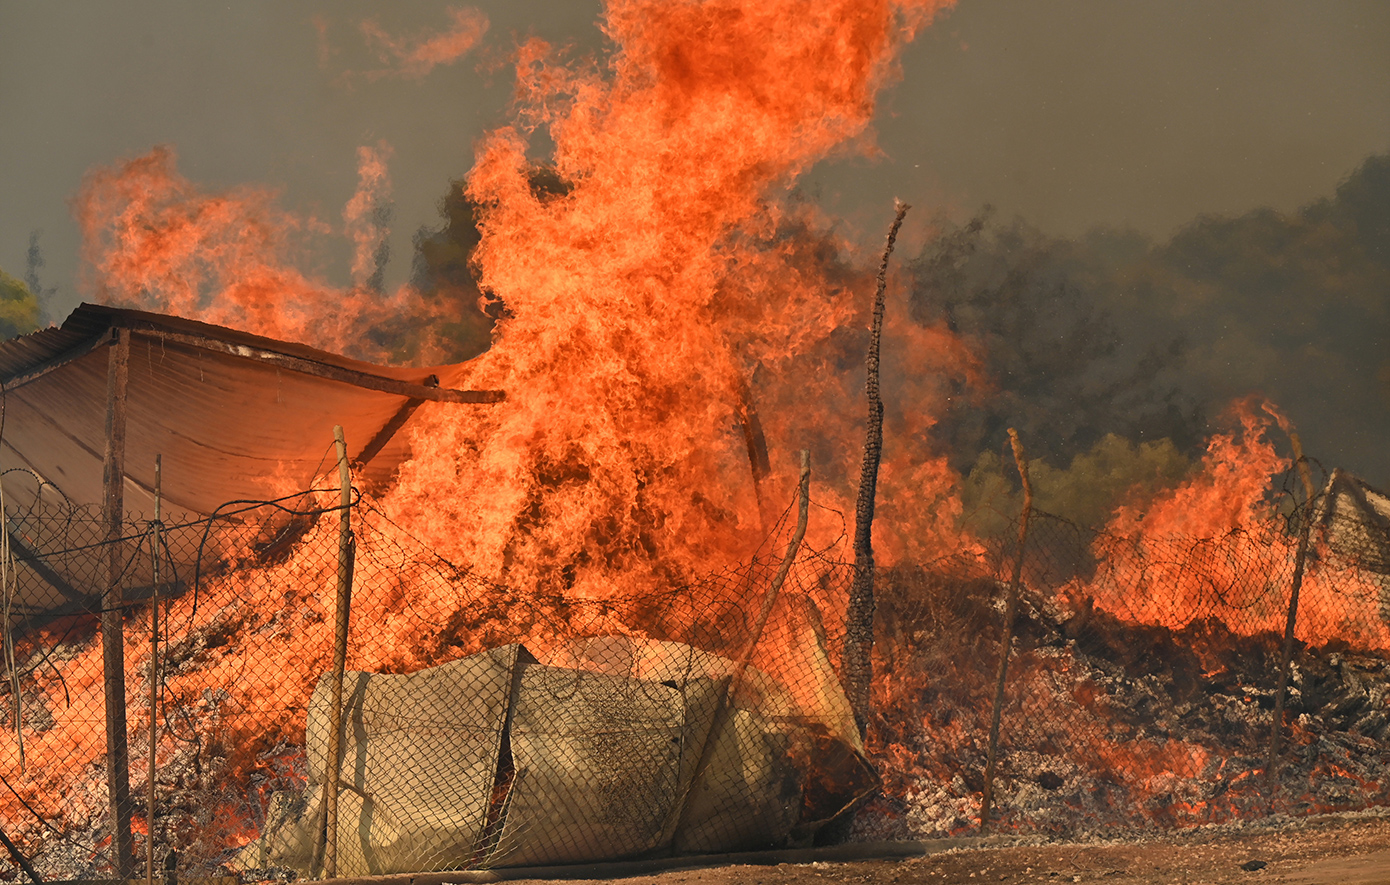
[{"x1": 241, "y1": 637, "x2": 875, "y2": 877}]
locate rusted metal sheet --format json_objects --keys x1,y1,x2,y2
[{"x1": 0, "y1": 303, "x2": 502, "y2": 615}]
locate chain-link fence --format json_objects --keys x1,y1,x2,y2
[
  {"x1": 1, "y1": 460, "x2": 1389, "y2": 880},
  {"x1": 0, "y1": 470, "x2": 873, "y2": 881},
  {"x1": 865, "y1": 481, "x2": 1390, "y2": 841}
]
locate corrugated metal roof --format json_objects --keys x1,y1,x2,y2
[
  {"x1": 0, "y1": 303, "x2": 503, "y2": 614},
  {"x1": 0, "y1": 302, "x2": 486, "y2": 394}
]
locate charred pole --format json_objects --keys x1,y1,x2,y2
[
  {"x1": 735, "y1": 380, "x2": 773, "y2": 531},
  {"x1": 100, "y1": 326, "x2": 136, "y2": 879},
  {"x1": 0, "y1": 826, "x2": 42, "y2": 885},
  {"x1": 1267, "y1": 430, "x2": 1317, "y2": 798},
  {"x1": 980, "y1": 428, "x2": 1033, "y2": 833},
  {"x1": 845, "y1": 200, "x2": 909, "y2": 738}
]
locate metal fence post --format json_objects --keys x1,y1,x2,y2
[
  {"x1": 980, "y1": 428, "x2": 1033, "y2": 833},
  {"x1": 320, "y1": 427, "x2": 355, "y2": 879},
  {"x1": 147, "y1": 455, "x2": 162, "y2": 885}
]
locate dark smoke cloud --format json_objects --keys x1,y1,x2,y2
[
  {"x1": 1144, "y1": 152, "x2": 1390, "y2": 485},
  {"x1": 913, "y1": 152, "x2": 1390, "y2": 513}
]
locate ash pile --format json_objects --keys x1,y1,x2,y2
[{"x1": 862, "y1": 504, "x2": 1390, "y2": 841}]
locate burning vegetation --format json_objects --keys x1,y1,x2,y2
[{"x1": 1, "y1": 0, "x2": 1389, "y2": 881}]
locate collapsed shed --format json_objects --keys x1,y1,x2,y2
[
  {"x1": 0, "y1": 302, "x2": 501, "y2": 620},
  {"x1": 1311, "y1": 469, "x2": 1390, "y2": 621}
]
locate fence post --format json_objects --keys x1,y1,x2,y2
[
  {"x1": 147, "y1": 455, "x2": 161, "y2": 885},
  {"x1": 664, "y1": 451, "x2": 811, "y2": 849},
  {"x1": 1267, "y1": 431, "x2": 1316, "y2": 799},
  {"x1": 100, "y1": 326, "x2": 136, "y2": 879},
  {"x1": 320, "y1": 427, "x2": 355, "y2": 879},
  {"x1": 846, "y1": 200, "x2": 910, "y2": 739},
  {"x1": 980, "y1": 428, "x2": 1033, "y2": 833}
]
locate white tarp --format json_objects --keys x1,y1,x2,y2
[
  {"x1": 1312, "y1": 469, "x2": 1390, "y2": 622},
  {"x1": 240, "y1": 635, "x2": 873, "y2": 877}
]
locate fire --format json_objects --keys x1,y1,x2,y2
[
  {"x1": 1060, "y1": 398, "x2": 1390, "y2": 650},
  {"x1": 1071, "y1": 398, "x2": 1293, "y2": 633},
  {"x1": 73, "y1": 145, "x2": 441, "y2": 364},
  {"x1": 359, "y1": 6, "x2": 490, "y2": 80},
  {"x1": 381, "y1": 0, "x2": 963, "y2": 599},
  {"x1": 1106, "y1": 398, "x2": 1288, "y2": 541},
  {"x1": 38, "y1": 0, "x2": 1390, "y2": 870},
  {"x1": 50, "y1": 1, "x2": 977, "y2": 868},
  {"x1": 76, "y1": 0, "x2": 969, "y2": 602}
]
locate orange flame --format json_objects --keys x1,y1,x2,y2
[
  {"x1": 360, "y1": 6, "x2": 490, "y2": 80},
  {"x1": 343, "y1": 142, "x2": 394, "y2": 289},
  {"x1": 56, "y1": 0, "x2": 1390, "y2": 856},
  {"x1": 1107, "y1": 398, "x2": 1289, "y2": 541},
  {"x1": 381, "y1": 0, "x2": 960, "y2": 598}
]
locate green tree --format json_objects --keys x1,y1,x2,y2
[{"x1": 0, "y1": 267, "x2": 42, "y2": 341}]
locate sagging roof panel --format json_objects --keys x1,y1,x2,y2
[{"x1": 0, "y1": 303, "x2": 502, "y2": 613}]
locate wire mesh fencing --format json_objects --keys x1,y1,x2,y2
[
  {"x1": 0, "y1": 477, "x2": 873, "y2": 881},
  {"x1": 0, "y1": 465, "x2": 1388, "y2": 881},
  {"x1": 864, "y1": 500, "x2": 1390, "y2": 840}
]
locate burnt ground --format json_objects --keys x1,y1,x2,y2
[{"x1": 497, "y1": 811, "x2": 1390, "y2": 885}]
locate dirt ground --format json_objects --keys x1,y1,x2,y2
[{"x1": 501, "y1": 812, "x2": 1390, "y2": 885}]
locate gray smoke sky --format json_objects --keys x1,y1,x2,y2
[{"x1": 1, "y1": 1, "x2": 1387, "y2": 319}]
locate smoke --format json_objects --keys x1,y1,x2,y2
[
  {"x1": 1137, "y1": 152, "x2": 1390, "y2": 487},
  {"x1": 24, "y1": 230, "x2": 56, "y2": 324},
  {"x1": 912, "y1": 150, "x2": 1390, "y2": 525},
  {"x1": 909, "y1": 211, "x2": 1204, "y2": 470}
]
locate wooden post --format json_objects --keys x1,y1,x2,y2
[
  {"x1": 2, "y1": 474, "x2": 24, "y2": 773},
  {"x1": 733, "y1": 451, "x2": 810, "y2": 695},
  {"x1": 845, "y1": 200, "x2": 910, "y2": 739},
  {"x1": 100, "y1": 326, "x2": 135, "y2": 879},
  {"x1": 147, "y1": 455, "x2": 161, "y2": 885},
  {"x1": 1267, "y1": 431, "x2": 1316, "y2": 798},
  {"x1": 665, "y1": 451, "x2": 811, "y2": 849},
  {"x1": 980, "y1": 429, "x2": 1033, "y2": 833},
  {"x1": 320, "y1": 427, "x2": 355, "y2": 879},
  {"x1": 734, "y1": 381, "x2": 773, "y2": 532}
]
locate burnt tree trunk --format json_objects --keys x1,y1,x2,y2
[{"x1": 845, "y1": 201, "x2": 909, "y2": 738}]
